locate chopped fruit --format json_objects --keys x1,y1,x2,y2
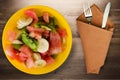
[
  {"x1": 40, "y1": 51, "x2": 51, "y2": 58},
  {"x1": 37, "y1": 38, "x2": 49, "y2": 53},
  {"x1": 40, "y1": 53, "x2": 47, "y2": 59},
  {"x1": 19, "y1": 45, "x2": 33, "y2": 57},
  {"x1": 19, "y1": 45, "x2": 34, "y2": 68},
  {"x1": 33, "y1": 53, "x2": 41, "y2": 60},
  {"x1": 57, "y1": 28, "x2": 67, "y2": 38},
  {"x1": 12, "y1": 40, "x2": 23, "y2": 44},
  {"x1": 29, "y1": 31, "x2": 41, "y2": 40},
  {"x1": 5, "y1": 10, "x2": 67, "y2": 68},
  {"x1": 6, "y1": 45, "x2": 19, "y2": 59},
  {"x1": 42, "y1": 30, "x2": 50, "y2": 38},
  {"x1": 50, "y1": 32, "x2": 62, "y2": 54},
  {"x1": 25, "y1": 9, "x2": 38, "y2": 23},
  {"x1": 26, "y1": 57, "x2": 34, "y2": 68},
  {"x1": 17, "y1": 17, "x2": 33, "y2": 29},
  {"x1": 7, "y1": 31, "x2": 17, "y2": 42},
  {"x1": 44, "y1": 56, "x2": 55, "y2": 65},
  {"x1": 34, "y1": 59, "x2": 46, "y2": 67},
  {"x1": 18, "y1": 52, "x2": 28, "y2": 62},
  {"x1": 27, "y1": 26, "x2": 45, "y2": 34},
  {"x1": 43, "y1": 12, "x2": 49, "y2": 23}
]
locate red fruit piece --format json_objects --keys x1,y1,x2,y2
[
  {"x1": 57, "y1": 28, "x2": 67, "y2": 38},
  {"x1": 27, "y1": 26, "x2": 45, "y2": 33},
  {"x1": 19, "y1": 45, "x2": 34, "y2": 68},
  {"x1": 26, "y1": 57, "x2": 34, "y2": 68},
  {"x1": 42, "y1": 30, "x2": 50, "y2": 38},
  {"x1": 7, "y1": 31, "x2": 17, "y2": 42},
  {"x1": 40, "y1": 53, "x2": 47, "y2": 60},
  {"x1": 43, "y1": 12, "x2": 49, "y2": 23},
  {"x1": 27, "y1": 26, "x2": 44, "y2": 39},
  {"x1": 44, "y1": 56, "x2": 55, "y2": 65},
  {"x1": 18, "y1": 52, "x2": 28, "y2": 62},
  {"x1": 6, "y1": 45, "x2": 28, "y2": 62},
  {"x1": 19, "y1": 45, "x2": 33, "y2": 57},
  {"x1": 50, "y1": 32, "x2": 62, "y2": 54},
  {"x1": 40, "y1": 53, "x2": 46, "y2": 60},
  {"x1": 29, "y1": 31, "x2": 41, "y2": 40},
  {"x1": 25, "y1": 9, "x2": 38, "y2": 25},
  {"x1": 6, "y1": 45, "x2": 19, "y2": 60}
]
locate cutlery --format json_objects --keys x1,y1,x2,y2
[
  {"x1": 83, "y1": 3, "x2": 92, "y2": 23},
  {"x1": 102, "y1": 2, "x2": 111, "y2": 28}
]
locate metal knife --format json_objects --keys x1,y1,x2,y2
[{"x1": 102, "y1": 2, "x2": 111, "y2": 28}]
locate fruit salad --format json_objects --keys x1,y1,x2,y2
[{"x1": 6, "y1": 9, "x2": 67, "y2": 68}]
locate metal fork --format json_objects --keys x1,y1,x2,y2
[{"x1": 83, "y1": 3, "x2": 92, "y2": 23}]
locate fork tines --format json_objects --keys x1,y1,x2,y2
[{"x1": 83, "y1": 3, "x2": 92, "y2": 23}]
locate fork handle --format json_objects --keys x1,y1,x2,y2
[{"x1": 86, "y1": 17, "x2": 92, "y2": 24}]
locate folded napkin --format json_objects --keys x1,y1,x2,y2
[{"x1": 76, "y1": 4, "x2": 114, "y2": 74}]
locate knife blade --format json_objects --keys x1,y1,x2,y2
[{"x1": 102, "y1": 2, "x2": 111, "y2": 28}]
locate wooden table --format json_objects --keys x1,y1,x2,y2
[{"x1": 0, "y1": 0, "x2": 120, "y2": 79}]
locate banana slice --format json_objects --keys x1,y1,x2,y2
[
  {"x1": 17, "y1": 17, "x2": 33, "y2": 29},
  {"x1": 33, "y1": 53, "x2": 41, "y2": 60},
  {"x1": 37, "y1": 38, "x2": 49, "y2": 53},
  {"x1": 12, "y1": 40, "x2": 23, "y2": 44},
  {"x1": 34, "y1": 59, "x2": 46, "y2": 67}
]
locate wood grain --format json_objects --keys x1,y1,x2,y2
[{"x1": 0, "y1": 0, "x2": 120, "y2": 79}]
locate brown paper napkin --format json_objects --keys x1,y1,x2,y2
[
  {"x1": 76, "y1": 4, "x2": 114, "y2": 74},
  {"x1": 77, "y1": 4, "x2": 114, "y2": 31}
]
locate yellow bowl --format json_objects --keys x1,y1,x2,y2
[{"x1": 2, "y1": 5, "x2": 72, "y2": 75}]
